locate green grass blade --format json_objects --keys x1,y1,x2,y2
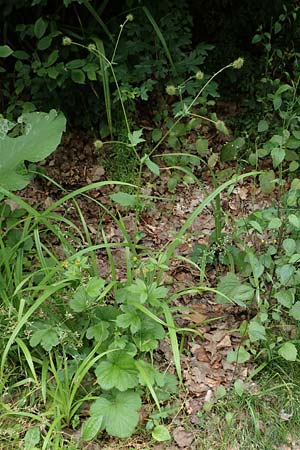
[
  {"x1": 161, "y1": 303, "x2": 182, "y2": 383},
  {"x1": 15, "y1": 337, "x2": 38, "y2": 384},
  {"x1": 94, "y1": 37, "x2": 113, "y2": 137},
  {"x1": 82, "y1": 0, "x2": 113, "y2": 41},
  {"x1": 142, "y1": 6, "x2": 175, "y2": 70}
]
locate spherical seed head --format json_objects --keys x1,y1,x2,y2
[
  {"x1": 88, "y1": 43, "x2": 96, "y2": 52},
  {"x1": 62, "y1": 36, "x2": 72, "y2": 46},
  {"x1": 195, "y1": 70, "x2": 204, "y2": 80},
  {"x1": 94, "y1": 139, "x2": 104, "y2": 150},
  {"x1": 166, "y1": 85, "x2": 177, "y2": 96},
  {"x1": 126, "y1": 14, "x2": 134, "y2": 21},
  {"x1": 232, "y1": 57, "x2": 244, "y2": 69}
]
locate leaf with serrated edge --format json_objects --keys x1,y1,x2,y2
[
  {"x1": 90, "y1": 390, "x2": 141, "y2": 438},
  {"x1": 95, "y1": 353, "x2": 138, "y2": 391}
]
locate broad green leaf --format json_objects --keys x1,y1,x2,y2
[
  {"x1": 34, "y1": 18, "x2": 47, "y2": 39},
  {"x1": 116, "y1": 306, "x2": 141, "y2": 333},
  {"x1": 37, "y1": 35, "x2": 52, "y2": 50},
  {"x1": 252, "y1": 34, "x2": 262, "y2": 44},
  {"x1": 275, "y1": 84, "x2": 292, "y2": 96},
  {"x1": 259, "y1": 171, "x2": 275, "y2": 194},
  {"x1": 216, "y1": 272, "x2": 254, "y2": 306},
  {"x1": 273, "y1": 96, "x2": 282, "y2": 110},
  {"x1": 271, "y1": 147, "x2": 285, "y2": 168},
  {"x1": 258, "y1": 120, "x2": 269, "y2": 132},
  {"x1": 152, "y1": 425, "x2": 171, "y2": 442},
  {"x1": 227, "y1": 347, "x2": 250, "y2": 363},
  {"x1": 0, "y1": 110, "x2": 66, "y2": 191},
  {"x1": 274, "y1": 290, "x2": 294, "y2": 308},
  {"x1": 221, "y1": 137, "x2": 245, "y2": 162},
  {"x1": 196, "y1": 138, "x2": 208, "y2": 155},
  {"x1": 145, "y1": 156, "x2": 160, "y2": 176},
  {"x1": 283, "y1": 238, "x2": 296, "y2": 256},
  {"x1": 24, "y1": 427, "x2": 40, "y2": 449},
  {"x1": 278, "y1": 342, "x2": 297, "y2": 361},
  {"x1": 133, "y1": 317, "x2": 165, "y2": 352},
  {"x1": 71, "y1": 69, "x2": 85, "y2": 84},
  {"x1": 128, "y1": 129, "x2": 145, "y2": 146},
  {"x1": 267, "y1": 217, "x2": 282, "y2": 229},
  {"x1": 86, "y1": 322, "x2": 110, "y2": 342},
  {"x1": 248, "y1": 320, "x2": 266, "y2": 342},
  {"x1": 249, "y1": 220, "x2": 263, "y2": 234},
  {"x1": 81, "y1": 415, "x2": 103, "y2": 441},
  {"x1": 276, "y1": 264, "x2": 295, "y2": 285},
  {"x1": 215, "y1": 120, "x2": 229, "y2": 135},
  {"x1": 110, "y1": 192, "x2": 137, "y2": 207},
  {"x1": 0, "y1": 45, "x2": 13, "y2": 58},
  {"x1": 30, "y1": 327, "x2": 59, "y2": 351},
  {"x1": 234, "y1": 379, "x2": 244, "y2": 396},
  {"x1": 215, "y1": 385, "x2": 227, "y2": 399},
  {"x1": 288, "y1": 214, "x2": 300, "y2": 229},
  {"x1": 289, "y1": 302, "x2": 300, "y2": 320},
  {"x1": 152, "y1": 128, "x2": 162, "y2": 142},
  {"x1": 95, "y1": 353, "x2": 139, "y2": 391},
  {"x1": 86, "y1": 277, "x2": 105, "y2": 297},
  {"x1": 69, "y1": 286, "x2": 91, "y2": 312},
  {"x1": 207, "y1": 152, "x2": 218, "y2": 168},
  {"x1": 289, "y1": 161, "x2": 299, "y2": 172},
  {"x1": 90, "y1": 390, "x2": 141, "y2": 438}
]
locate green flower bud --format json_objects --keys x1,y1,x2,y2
[
  {"x1": 232, "y1": 57, "x2": 244, "y2": 69},
  {"x1": 62, "y1": 36, "x2": 72, "y2": 46},
  {"x1": 126, "y1": 14, "x2": 134, "y2": 22},
  {"x1": 88, "y1": 43, "x2": 96, "y2": 52},
  {"x1": 195, "y1": 70, "x2": 204, "y2": 80},
  {"x1": 94, "y1": 139, "x2": 104, "y2": 150},
  {"x1": 166, "y1": 85, "x2": 177, "y2": 96}
]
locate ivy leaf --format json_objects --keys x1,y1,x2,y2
[
  {"x1": 216, "y1": 272, "x2": 254, "y2": 306},
  {"x1": 128, "y1": 129, "x2": 145, "y2": 146},
  {"x1": 95, "y1": 352, "x2": 139, "y2": 391},
  {"x1": 278, "y1": 342, "x2": 297, "y2": 361},
  {"x1": 81, "y1": 415, "x2": 103, "y2": 441},
  {"x1": 90, "y1": 390, "x2": 141, "y2": 438},
  {"x1": 0, "y1": 110, "x2": 66, "y2": 191},
  {"x1": 30, "y1": 326, "x2": 59, "y2": 351}
]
